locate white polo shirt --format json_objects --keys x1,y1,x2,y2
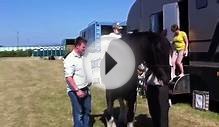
[
  {"x1": 64, "y1": 50, "x2": 88, "y2": 92},
  {"x1": 108, "y1": 32, "x2": 122, "y2": 39}
]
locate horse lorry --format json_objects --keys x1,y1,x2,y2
[{"x1": 127, "y1": 0, "x2": 219, "y2": 107}]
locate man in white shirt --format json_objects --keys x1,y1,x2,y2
[
  {"x1": 108, "y1": 22, "x2": 123, "y2": 38},
  {"x1": 64, "y1": 37, "x2": 91, "y2": 127},
  {"x1": 100, "y1": 22, "x2": 123, "y2": 56}
]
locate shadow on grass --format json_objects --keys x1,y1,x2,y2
[
  {"x1": 170, "y1": 94, "x2": 192, "y2": 105},
  {"x1": 90, "y1": 113, "x2": 105, "y2": 127},
  {"x1": 134, "y1": 114, "x2": 153, "y2": 127},
  {"x1": 91, "y1": 108, "x2": 153, "y2": 127}
]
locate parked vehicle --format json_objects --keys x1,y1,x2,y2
[
  {"x1": 62, "y1": 39, "x2": 75, "y2": 55},
  {"x1": 80, "y1": 21, "x2": 126, "y2": 49},
  {"x1": 127, "y1": 0, "x2": 219, "y2": 102}
]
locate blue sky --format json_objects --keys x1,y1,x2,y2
[{"x1": 0, "y1": 0, "x2": 135, "y2": 46}]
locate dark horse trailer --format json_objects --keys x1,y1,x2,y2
[{"x1": 127, "y1": 0, "x2": 219, "y2": 102}]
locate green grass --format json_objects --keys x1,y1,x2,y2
[{"x1": 0, "y1": 57, "x2": 219, "y2": 127}]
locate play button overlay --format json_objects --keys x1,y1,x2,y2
[
  {"x1": 105, "y1": 52, "x2": 117, "y2": 75},
  {"x1": 99, "y1": 36, "x2": 136, "y2": 90}
]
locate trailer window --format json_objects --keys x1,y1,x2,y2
[
  {"x1": 82, "y1": 32, "x2": 86, "y2": 38},
  {"x1": 196, "y1": 0, "x2": 208, "y2": 9},
  {"x1": 101, "y1": 25, "x2": 113, "y2": 35},
  {"x1": 150, "y1": 12, "x2": 163, "y2": 33}
]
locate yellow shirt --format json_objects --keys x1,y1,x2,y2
[{"x1": 173, "y1": 31, "x2": 187, "y2": 51}]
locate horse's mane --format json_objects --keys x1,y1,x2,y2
[
  {"x1": 123, "y1": 32, "x2": 171, "y2": 84},
  {"x1": 147, "y1": 32, "x2": 171, "y2": 84}
]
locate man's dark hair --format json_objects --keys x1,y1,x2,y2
[{"x1": 75, "y1": 36, "x2": 87, "y2": 46}]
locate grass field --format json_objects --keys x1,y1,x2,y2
[{"x1": 0, "y1": 57, "x2": 219, "y2": 127}]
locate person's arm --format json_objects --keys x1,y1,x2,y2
[
  {"x1": 183, "y1": 32, "x2": 189, "y2": 56},
  {"x1": 66, "y1": 76, "x2": 79, "y2": 92},
  {"x1": 66, "y1": 76, "x2": 86, "y2": 98}
]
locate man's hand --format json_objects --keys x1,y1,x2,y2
[{"x1": 76, "y1": 90, "x2": 86, "y2": 98}]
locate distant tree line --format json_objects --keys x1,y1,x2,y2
[{"x1": 0, "y1": 49, "x2": 33, "y2": 57}]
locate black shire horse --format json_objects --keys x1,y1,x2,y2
[{"x1": 104, "y1": 32, "x2": 171, "y2": 127}]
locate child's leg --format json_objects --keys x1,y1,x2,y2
[
  {"x1": 176, "y1": 50, "x2": 184, "y2": 76},
  {"x1": 171, "y1": 50, "x2": 177, "y2": 79}
]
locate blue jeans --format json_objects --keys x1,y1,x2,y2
[{"x1": 68, "y1": 90, "x2": 91, "y2": 127}]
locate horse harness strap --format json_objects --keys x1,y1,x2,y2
[
  {"x1": 144, "y1": 66, "x2": 164, "y2": 86},
  {"x1": 144, "y1": 67, "x2": 152, "y2": 81}
]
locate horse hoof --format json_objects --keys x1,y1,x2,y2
[
  {"x1": 106, "y1": 121, "x2": 116, "y2": 127},
  {"x1": 112, "y1": 122, "x2": 116, "y2": 127},
  {"x1": 127, "y1": 122, "x2": 134, "y2": 127},
  {"x1": 106, "y1": 117, "x2": 116, "y2": 127}
]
